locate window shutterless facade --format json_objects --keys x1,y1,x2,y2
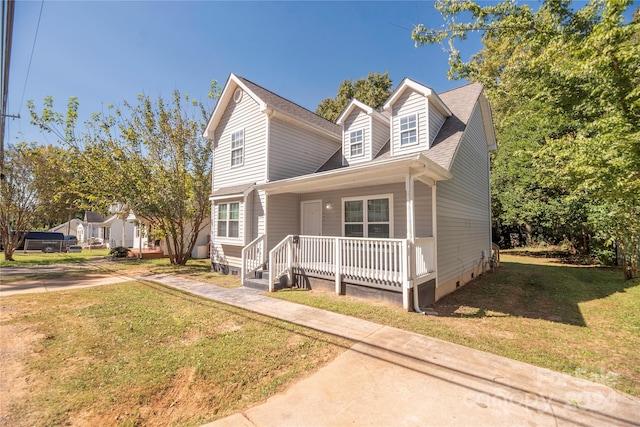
[
  {"x1": 231, "y1": 129, "x2": 244, "y2": 166},
  {"x1": 342, "y1": 195, "x2": 393, "y2": 238},
  {"x1": 217, "y1": 202, "x2": 240, "y2": 238},
  {"x1": 349, "y1": 129, "x2": 364, "y2": 157},
  {"x1": 400, "y1": 114, "x2": 417, "y2": 146}
]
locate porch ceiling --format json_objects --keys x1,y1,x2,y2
[{"x1": 257, "y1": 154, "x2": 452, "y2": 195}]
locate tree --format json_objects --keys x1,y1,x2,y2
[
  {"x1": 413, "y1": 0, "x2": 639, "y2": 278},
  {"x1": 316, "y1": 72, "x2": 393, "y2": 122},
  {"x1": 29, "y1": 83, "x2": 219, "y2": 265},
  {"x1": 0, "y1": 143, "x2": 71, "y2": 260}
]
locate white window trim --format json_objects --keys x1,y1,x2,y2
[
  {"x1": 215, "y1": 201, "x2": 243, "y2": 244},
  {"x1": 230, "y1": 129, "x2": 244, "y2": 167},
  {"x1": 399, "y1": 113, "x2": 418, "y2": 147},
  {"x1": 349, "y1": 129, "x2": 364, "y2": 158},
  {"x1": 341, "y1": 194, "x2": 394, "y2": 238}
]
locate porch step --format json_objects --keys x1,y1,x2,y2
[
  {"x1": 243, "y1": 270, "x2": 270, "y2": 291},
  {"x1": 243, "y1": 277, "x2": 270, "y2": 291}
]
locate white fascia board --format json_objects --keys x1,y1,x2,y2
[
  {"x1": 383, "y1": 78, "x2": 452, "y2": 117},
  {"x1": 480, "y1": 94, "x2": 497, "y2": 151},
  {"x1": 337, "y1": 99, "x2": 389, "y2": 127},
  {"x1": 256, "y1": 154, "x2": 451, "y2": 195},
  {"x1": 203, "y1": 73, "x2": 267, "y2": 139}
]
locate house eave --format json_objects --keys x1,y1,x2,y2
[
  {"x1": 256, "y1": 154, "x2": 452, "y2": 195},
  {"x1": 382, "y1": 78, "x2": 452, "y2": 117}
]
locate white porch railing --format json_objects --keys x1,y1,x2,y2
[
  {"x1": 267, "y1": 235, "x2": 436, "y2": 293},
  {"x1": 269, "y1": 236, "x2": 294, "y2": 290},
  {"x1": 415, "y1": 237, "x2": 436, "y2": 279},
  {"x1": 241, "y1": 235, "x2": 266, "y2": 282}
]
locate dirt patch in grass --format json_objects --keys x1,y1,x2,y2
[{"x1": 0, "y1": 282, "x2": 350, "y2": 426}]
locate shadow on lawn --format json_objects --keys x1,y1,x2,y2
[{"x1": 432, "y1": 261, "x2": 639, "y2": 327}]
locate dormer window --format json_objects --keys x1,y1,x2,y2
[
  {"x1": 231, "y1": 129, "x2": 244, "y2": 166},
  {"x1": 349, "y1": 129, "x2": 364, "y2": 157},
  {"x1": 400, "y1": 114, "x2": 417, "y2": 146}
]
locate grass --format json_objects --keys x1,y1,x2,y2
[
  {"x1": 270, "y1": 252, "x2": 640, "y2": 397},
  {"x1": 0, "y1": 281, "x2": 351, "y2": 426},
  {"x1": 0, "y1": 249, "x2": 111, "y2": 266},
  {"x1": 1, "y1": 253, "x2": 242, "y2": 289}
]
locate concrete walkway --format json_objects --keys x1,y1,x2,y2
[
  {"x1": 141, "y1": 274, "x2": 640, "y2": 427},
  {"x1": 0, "y1": 262, "x2": 133, "y2": 297}
]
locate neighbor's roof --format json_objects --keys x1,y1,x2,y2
[{"x1": 84, "y1": 211, "x2": 106, "y2": 223}]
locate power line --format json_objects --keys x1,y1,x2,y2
[{"x1": 18, "y1": 0, "x2": 44, "y2": 115}]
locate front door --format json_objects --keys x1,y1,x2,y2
[{"x1": 301, "y1": 200, "x2": 322, "y2": 236}]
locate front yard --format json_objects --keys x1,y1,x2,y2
[
  {"x1": 1, "y1": 249, "x2": 638, "y2": 426},
  {"x1": 272, "y1": 251, "x2": 640, "y2": 397},
  {"x1": 0, "y1": 281, "x2": 350, "y2": 426}
]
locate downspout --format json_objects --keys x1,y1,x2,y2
[{"x1": 409, "y1": 168, "x2": 435, "y2": 315}]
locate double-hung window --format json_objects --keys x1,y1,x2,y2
[
  {"x1": 349, "y1": 129, "x2": 363, "y2": 157},
  {"x1": 400, "y1": 114, "x2": 417, "y2": 146},
  {"x1": 217, "y1": 202, "x2": 240, "y2": 238},
  {"x1": 231, "y1": 129, "x2": 244, "y2": 166},
  {"x1": 343, "y1": 195, "x2": 392, "y2": 238}
]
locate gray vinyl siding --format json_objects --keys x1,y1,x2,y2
[
  {"x1": 266, "y1": 193, "x2": 299, "y2": 251},
  {"x1": 371, "y1": 117, "x2": 389, "y2": 157},
  {"x1": 428, "y1": 101, "x2": 447, "y2": 146},
  {"x1": 210, "y1": 197, "x2": 245, "y2": 268},
  {"x1": 299, "y1": 183, "x2": 411, "y2": 238},
  {"x1": 436, "y1": 103, "x2": 491, "y2": 287},
  {"x1": 269, "y1": 117, "x2": 340, "y2": 181},
  {"x1": 391, "y1": 90, "x2": 428, "y2": 156},
  {"x1": 414, "y1": 182, "x2": 433, "y2": 237},
  {"x1": 212, "y1": 92, "x2": 266, "y2": 191},
  {"x1": 342, "y1": 110, "x2": 371, "y2": 164},
  {"x1": 243, "y1": 189, "x2": 266, "y2": 244}
]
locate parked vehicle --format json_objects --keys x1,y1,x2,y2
[{"x1": 18, "y1": 231, "x2": 66, "y2": 252}]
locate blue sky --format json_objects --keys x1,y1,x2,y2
[{"x1": 8, "y1": 1, "x2": 488, "y2": 146}]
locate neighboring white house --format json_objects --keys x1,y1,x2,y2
[
  {"x1": 49, "y1": 218, "x2": 83, "y2": 237},
  {"x1": 203, "y1": 73, "x2": 497, "y2": 311},
  {"x1": 76, "y1": 206, "x2": 136, "y2": 248},
  {"x1": 130, "y1": 215, "x2": 211, "y2": 259}
]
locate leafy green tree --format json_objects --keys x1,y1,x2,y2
[
  {"x1": 29, "y1": 82, "x2": 220, "y2": 265},
  {"x1": 0, "y1": 143, "x2": 72, "y2": 260},
  {"x1": 413, "y1": 0, "x2": 639, "y2": 278},
  {"x1": 316, "y1": 71, "x2": 393, "y2": 122}
]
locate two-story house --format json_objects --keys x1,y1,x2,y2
[{"x1": 204, "y1": 74, "x2": 496, "y2": 311}]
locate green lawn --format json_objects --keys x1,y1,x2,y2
[
  {"x1": 270, "y1": 252, "x2": 640, "y2": 397},
  {"x1": 1, "y1": 249, "x2": 111, "y2": 265},
  {"x1": 1, "y1": 281, "x2": 351, "y2": 426}
]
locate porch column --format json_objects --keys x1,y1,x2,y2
[
  {"x1": 404, "y1": 173, "x2": 416, "y2": 311},
  {"x1": 431, "y1": 184, "x2": 438, "y2": 289}
]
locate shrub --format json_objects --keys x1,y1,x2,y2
[{"x1": 109, "y1": 246, "x2": 130, "y2": 258}]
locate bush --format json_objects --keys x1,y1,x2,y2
[{"x1": 109, "y1": 246, "x2": 130, "y2": 258}]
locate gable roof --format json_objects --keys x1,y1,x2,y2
[
  {"x1": 84, "y1": 211, "x2": 105, "y2": 223},
  {"x1": 204, "y1": 73, "x2": 340, "y2": 140},
  {"x1": 335, "y1": 98, "x2": 389, "y2": 126},
  {"x1": 382, "y1": 78, "x2": 452, "y2": 117},
  {"x1": 424, "y1": 82, "x2": 489, "y2": 170}
]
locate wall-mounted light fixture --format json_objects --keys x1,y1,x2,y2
[{"x1": 325, "y1": 203, "x2": 332, "y2": 210}]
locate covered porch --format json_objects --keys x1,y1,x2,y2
[{"x1": 242, "y1": 154, "x2": 452, "y2": 311}]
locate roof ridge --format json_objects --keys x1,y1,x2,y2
[
  {"x1": 438, "y1": 81, "x2": 482, "y2": 95},
  {"x1": 237, "y1": 75, "x2": 338, "y2": 126}
]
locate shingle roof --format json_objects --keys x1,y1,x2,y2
[
  {"x1": 84, "y1": 211, "x2": 105, "y2": 223},
  {"x1": 424, "y1": 83, "x2": 484, "y2": 170},
  {"x1": 237, "y1": 76, "x2": 341, "y2": 138},
  {"x1": 211, "y1": 182, "x2": 255, "y2": 198}
]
